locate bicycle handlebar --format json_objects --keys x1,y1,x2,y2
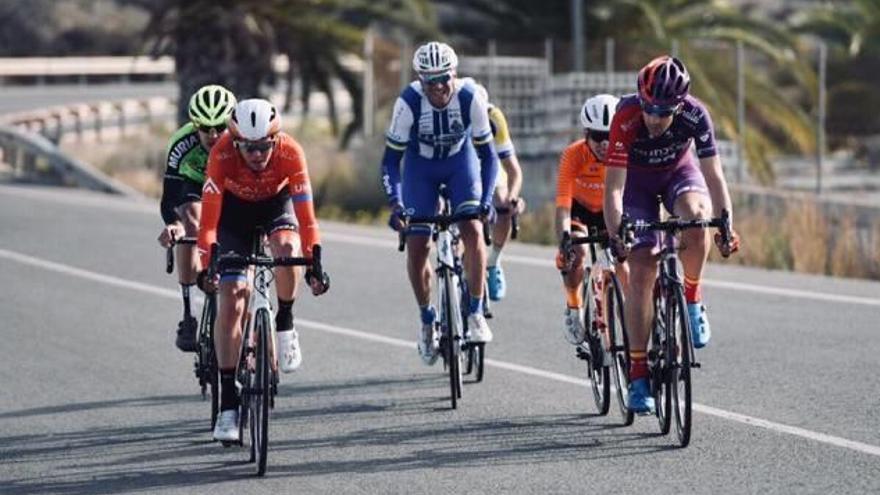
[
  {"x1": 397, "y1": 211, "x2": 492, "y2": 252},
  {"x1": 165, "y1": 237, "x2": 197, "y2": 274},
  {"x1": 495, "y1": 198, "x2": 520, "y2": 240}
]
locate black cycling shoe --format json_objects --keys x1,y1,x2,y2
[{"x1": 175, "y1": 316, "x2": 198, "y2": 352}]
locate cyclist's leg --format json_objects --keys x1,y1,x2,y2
[
  {"x1": 487, "y1": 178, "x2": 510, "y2": 300},
  {"x1": 560, "y1": 217, "x2": 588, "y2": 345},
  {"x1": 213, "y1": 204, "x2": 252, "y2": 439},
  {"x1": 402, "y1": 155, "x2": 441, "y2": 308},
  {"x1": 171, "y1": 181, "x2": 203, "y2": 351},
  {"x1": 664, "y1": 161, "x2": 712, "y2": 346},
  {"x1": 622, "y1": 172, "x2": 662, "y2": 412},
  {"x1": 447, "y1": 151, "x2": 493, "y2": 342}
]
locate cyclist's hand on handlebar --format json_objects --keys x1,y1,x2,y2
[
  {"x1": 305, "y1": 268, "x2": 330, "y2": 296},
  {"x1": 388, "y1": 202, "x2": 407, "y2": 232},
  {"x1": 714, "y1": 229, "x2": 741, "y2": 258},
  {"x1": 158, "y1": 222, "x2": 184, "y2": 248},
  {"x1": 479, "y1": 202, "x2": 496, "y2": 224},
  {"x1": 556, "y1": 231, "x2": 574, "y2": 272},
  {"x1": 609, "y1": 234, "x2": 630, "y2": 263},
  {"x1": 196, "y1": 269, "x2": 218, "y2": 293}
]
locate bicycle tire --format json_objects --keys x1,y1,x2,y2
[
  {"x1": 652, "y1": 281, "x2": 672, "y2": 435},
  {"x1": 443, "y1": 270, "x2": 462, "y2": 408},
  {"x1": 474, "y1": 343, "x2": 485, "y2": 383},
  {"x1": 606, "y1": 273, "x2": 634, "y2": 426},
  {"x1": 250, "y1": 308, "x2": 271, "y2": 476},
  {"x1": 582, "y1": 269, "x2": 610, "y2": 415},
  {"x1": 669, "y1": 285, "x2": 692, "y2": 447},
  {"x1": 200, "y1": 294, "x2": 219, "y2": 430}
]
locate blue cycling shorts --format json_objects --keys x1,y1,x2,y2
[{"x1": 401, "y1": 150, "x2": 481, "y2": 235}]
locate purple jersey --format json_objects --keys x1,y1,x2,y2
[{"x1": 607, "y1": 94, "x2": 717, "y2": 170}]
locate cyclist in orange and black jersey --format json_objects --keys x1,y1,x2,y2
[{"x1": 555, "y1": 94, "x2": 620, "y2": 345}]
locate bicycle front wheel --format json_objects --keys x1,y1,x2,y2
[
  {"x1": 669, "y1": 285, "x2": 692, "y2": 447},
  {"x1": 250, "y1": 308, "x2": 271, "y2": 475},
  {"x1": 443, "y1": 271, "x2": 463, "y2": 408},
  {"x1": 606, "y1": 273, "x2": 633, "y2": 426},
  {"x1": 199, "y1": 294, "x2": 219, "y2": 430},
  {"x1": 583, "y1": 269, "x2": 610, "y2": 415},
  {"x1": 652, "y1": 281, "x2": 672, "y2": 435}
]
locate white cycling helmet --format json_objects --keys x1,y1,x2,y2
[
  {"x1": 412, "y1": 41, "x2": 458, "y2": 74},
  {"x1": 228, "y1": 98, "x2": 281, "y2": 141},
  {"x1": 580, "y1": 94, "x2": 620, "y2": 132}
]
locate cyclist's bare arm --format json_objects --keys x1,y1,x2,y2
[
  {"x1": 501, "y1": 155, "x2": 523, "y2": 202},
  {"x1": 699, "y1": 154, "x2": 733, "y2": 225},
  {"x1": 603, "y1": 166, "x2": 627, "y2": 238}
]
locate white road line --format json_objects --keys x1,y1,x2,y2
[
  {"x1": 2, "y1": 184, "x2": 879, "y2": 307},
  {"x1": 3, "y1": 247, "x2": 879, "y2": 458}
]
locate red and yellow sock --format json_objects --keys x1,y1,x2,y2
[
  {"x1": 629, "y1": 350, "x2": 648, "y2": 380},
  {"x1": 684, "y1": 275, "x2": 702, "y2": 304}
]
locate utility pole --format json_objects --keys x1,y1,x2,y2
[
  {"x1": 572, "y1": 0, "x2": 584, "y2": 71},
  {"x1": 736, "y1": 40, "x2": 746, "y2": 183},
  {"x1": 363, "y1": 26, "x2": 375, "y2": 138},
  {"x1": 817, "y1": 41, "x2": 827, "y2": 195}
]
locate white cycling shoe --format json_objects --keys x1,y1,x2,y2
[
  {"x1": 213, "y1": 409, "x2": 240, "y2": 442},
  {"x1": 563, "y1": 307, "x2": 586, "y2": 345},
  {"x1": 418, "y1": 323, "x2": 439, "y2": 366},
  {"x1": 467, "y1": 313, "x2": 493, "y2": 343},
  {"x1": 276, "y1": 328, "x2": 302, "y2": 373}
]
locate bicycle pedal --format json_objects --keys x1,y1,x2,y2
[{"x1": 692, "y1": 362, "x2": 701, "y2": 368}]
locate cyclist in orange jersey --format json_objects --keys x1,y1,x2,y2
[
  {"x1": 197, "y1": 99, "x2": 329, "y2": 443},
  {"x1": 555, "y1": 94, "x2": 621, "y2": 345}
]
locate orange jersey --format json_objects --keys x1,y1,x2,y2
[
  {"x1": 555, "y1": 139, "x2": 605, "y2": 213},
  {"x1": 198, "y1": 132, "x2": 320, "y2": 266}
]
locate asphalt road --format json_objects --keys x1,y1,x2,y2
[{"x1": 0, "y1": 183, "x2": 878, "y2": 494}]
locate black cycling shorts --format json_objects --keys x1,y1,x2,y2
[
  {"x1": 217, "y1": 190, "x2": 298, "y2": 278},
  {"x1": 174, "y1": 179, "x2": 203, "y2": 208},
  {"x1": 570, "y1": 200, "x2": 606, "y2": 234}
]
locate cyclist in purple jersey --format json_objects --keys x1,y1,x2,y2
[{"x1": 603, "y1": 55, "x2": 740, "y2": 414}]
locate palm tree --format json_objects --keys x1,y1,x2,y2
[
  {"x1": 791, "y1": 0, "x2": 880, "y2": 140},
  {"x1": 128, "y1": 0, "x2": 435, "y2": 146}
]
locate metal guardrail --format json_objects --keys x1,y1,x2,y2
[
  {"x1": 0, "y1": 96, "x2": 176, "y2": 197},
  {"x1": 0, "y1": 124, "x2": 144, "y2": 196}
]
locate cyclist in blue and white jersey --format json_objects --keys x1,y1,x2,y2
[{"x1": 381, "y1": 41, "x2": 499, "y2": 365}]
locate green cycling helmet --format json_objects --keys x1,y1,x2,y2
[{"x1": 188, "y1": 84, "x2": 236, "y2": 127}]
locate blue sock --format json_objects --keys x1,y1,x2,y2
[
  {"x1": 420, "y1": 305, "x2": 436, "y2": 325},
  {"x1": 469, "y1": 295, "x2": 482, "y2": 315}
]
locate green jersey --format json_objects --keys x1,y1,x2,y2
[{"x1": 165, "y1": 122, "x2": 209, "y2": 184}]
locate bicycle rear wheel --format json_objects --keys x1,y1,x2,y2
[
  {"x1": 669, "y1": 285, "x2": 692, "y2": 447},
  {"x1": 582, "y1": 270, "x2": 610, "y2": 415},
  {"x1": 249, "y1": 308, "x2": 271, "y2": 476},
  {"x1": 606, "y1": 273, "x2": 634, "y2": 426}
]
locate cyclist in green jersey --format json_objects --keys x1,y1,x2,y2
[{"x1": 157, "y1": 84, "x2": 236, "y2": 352}]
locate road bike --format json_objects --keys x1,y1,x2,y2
[
  {"x1": 625, "y1": 210, "x2": 732, "y2": 447},
  {"x1": 399, "y1": 201, "x2": 492, "y2": 408},
  {"x1": 166, "y1": 237, "x2": 219, "y2": 430},
  {"x1": 208, "y1": 234, "x2": 324, "y2": 475},
  {"x1": 560, "y1": 229, "x2": 632, "y2": 425}
]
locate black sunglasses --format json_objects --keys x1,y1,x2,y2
[
  {"x1": 419, "y1": 73, "x2": 452, "y2": 85},
  {"x1": 641, "y1": 101, "x2": 679, "y2": 117},
  {"x1": 588, "y1": 130, "x2": 610, "y2": 142},
  {"x1": 236, "y1": 139, "x2": 275, "y2": 153},
  {"x1": 197, "y1": 123, "x2": 227, "y2": 133}
]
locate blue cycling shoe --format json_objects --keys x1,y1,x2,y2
[
  {"x1": 687, "y1": 303, "x2": 711, "y2": 349},
  {"x1": 487, "y1": 265, "x2": 506, "y2": 301},
  {"x1": 628, "y1": 378, "x2": 655, "y2": 415}
]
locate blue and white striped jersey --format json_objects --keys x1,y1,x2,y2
[{"x1": 385, "y1": 79, "x2": 493, "y2": 160}]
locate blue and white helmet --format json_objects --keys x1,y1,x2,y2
[
  {"x1": 412, "y1": 41, "x2": 459, "y2": 74},
  {"x1": 580, "y1": 94, "x2": 619, "y2": 132}
]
